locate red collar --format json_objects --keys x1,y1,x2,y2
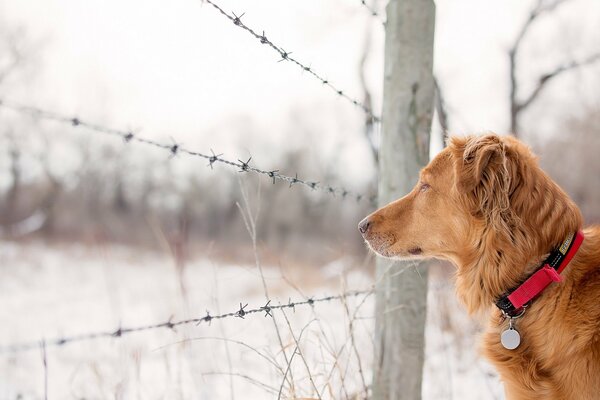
[{"x1": 495, "y1": 231, "x2": 585, "y2": 317}]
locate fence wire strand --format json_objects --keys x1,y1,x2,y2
[
  {"x1": 202, "y1": 0, "x2": 381, "y2": 123},
  {"x1": 1, "y1": 289, "x2": 373, "y2": 353},
  {"x1": 358, "y1": 0, "x2": 386, "y2": 27},
  {"x1": 0, "y1": 99, "x2": 376, "y2": 205}
]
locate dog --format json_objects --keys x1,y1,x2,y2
[{"x1": 359, "y1": 134, "x2": 600, "y2": 399}]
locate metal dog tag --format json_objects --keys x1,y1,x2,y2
[{"x1": 501, "y1": 319, "x2": 521, "y2": 350}]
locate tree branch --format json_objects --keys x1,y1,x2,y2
[
  {"x1": 518, "y1": 53, "x2": 600, "y2": 111},
  {"x1": 0, "y1": 29, "x2": 25, "y2": 85},
  {"x1": 508, "y1": 0, "x2": 583, "y2": 136},
  {"x1": 358, "y1": 22, "x2": 378, "y2": 166},
  {"x1": 434, "y1": 77, "x2": 449, "y2": 136}
]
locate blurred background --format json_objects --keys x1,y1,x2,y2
[{"x1": 0, "y1": 0, "x2": 598, "y2": 399}]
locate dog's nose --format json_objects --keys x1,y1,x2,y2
[{"x1": 358, "y1": 217, "x2": 371, "y2": 235}]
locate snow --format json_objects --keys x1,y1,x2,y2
[{"x1": 0, "y1": 241, "x2": 504, "y2": 399}]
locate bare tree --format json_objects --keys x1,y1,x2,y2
[{"x1": 509, "y1": 0, "x2": 600, "y2": 136}]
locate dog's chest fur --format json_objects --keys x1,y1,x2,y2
[{"x1": 479, "y1": 246, "x2": 600, "y2": 400}]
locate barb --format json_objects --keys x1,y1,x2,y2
[
  {"x1": 202, "y1": 0, "x2": 380, "y2": 123},
  {"x1": 358, "y1": 0, "x2": 386, "y2": 27},
  {"x1": 0, "y1": 100, "x2": 376, "y2": 205},
  {"x1": 0, "y1": 289, "x2": 372, "y2": 353}
]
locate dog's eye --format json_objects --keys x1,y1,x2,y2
[{"x1": 420, "y1": 183, "x2": 431, "y2": 192}]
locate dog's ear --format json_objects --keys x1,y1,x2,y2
[
  {"x1": 449, "y1": 135, "x2": 513, "y2": 226},
  {"x1": 449, "y1": 134, "x2": 507, "y2": 193}
]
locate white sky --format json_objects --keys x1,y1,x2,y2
[{"x1": 0, "y1": 0, "x2": 599, "y2": 187}]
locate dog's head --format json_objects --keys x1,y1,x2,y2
[{"x1": 359, "y1": 133, "x2": 581, "y2": 269}]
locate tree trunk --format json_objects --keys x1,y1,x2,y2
[{"x1": 372, "y1": 0, "x2": 435, "y2": 399}]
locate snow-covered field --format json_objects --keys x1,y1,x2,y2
[{"x1": 0, "y1": 241, "x2": 503, "y2": 399}]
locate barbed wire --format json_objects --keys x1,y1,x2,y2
[
  {"x1": 0, "y1": 100, "x2": 377, "y2": 205},
  {"x1": 0, "y1": 289, "x2": 373, "y2": 353},
  {"x1": 202, "y1": 0, "x2": 380, "y2": 123},
  {"x1": 358, "y1": 0, "x2": 386, "y2": 27}
]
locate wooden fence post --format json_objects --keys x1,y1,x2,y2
[{"x1": 372, "y1": 0, "x2": 436, "y2": 398}]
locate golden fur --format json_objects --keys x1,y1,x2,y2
[{"x1": 360, "y1": 134, "x2": 600, "y2": 399}]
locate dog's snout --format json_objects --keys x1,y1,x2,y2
[{"x1": 358, "y1": 217, "x2": 371, "y2": 235}]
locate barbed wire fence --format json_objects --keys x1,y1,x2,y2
[
  {"x1": 0, "y1": 0, "x2": 385, "y2": 204},
  {"x1": 202, "y1": 0, "x2": 381, "y2": 123},
  {"x1": 0, "y1": 97, "x2": 379, "y2": 395},
  {"x1": 1, "y1": 290, "x2": 373, "y2": 354},
  {"x1": 0, "y1": 100, "x2": 377, "y2": 206},
  {"x1": 0, "y1": 0, "x2": 393, "y2": 398}
]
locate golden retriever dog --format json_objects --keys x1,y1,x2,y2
[{"x1": 359, "y1": 134, "x2": 600, "y2": 399}]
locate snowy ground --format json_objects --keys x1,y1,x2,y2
[{"x1": 0, "y1": 241, "x2": 504, "y2": 399}]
